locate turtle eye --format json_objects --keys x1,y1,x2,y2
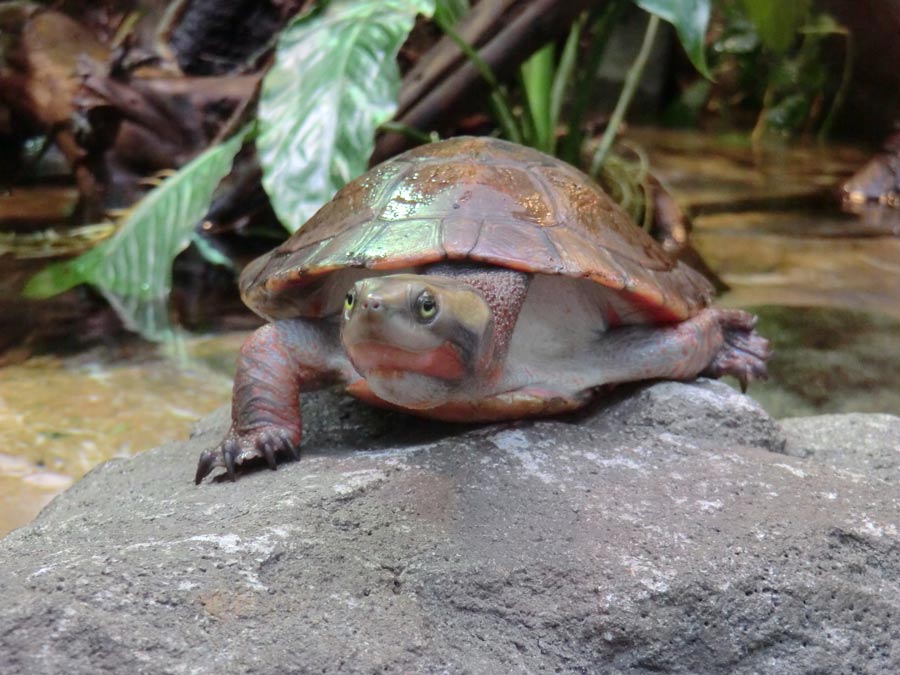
[
  {"x1": 344, "y1": 290, "x2": 356, "y2": 311},
  {"x1": 415, "y1": 290, "x2": 438, "y2": 322}
]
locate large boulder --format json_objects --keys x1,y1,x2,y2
[{"x1": 1, "y1": 380, "x2": 898, "y2": 674}]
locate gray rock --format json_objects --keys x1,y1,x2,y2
[
  {"x1": 1, "y1": 380, "x2": 897, "y2": 674},
  {"x1": 781, "y1": 413, "x2": 900, "y2": 482}
]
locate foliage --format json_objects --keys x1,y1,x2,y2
[
  {"x1": 439, "y1": 0, "x2": 712, "y2": 223},
  {"x1": 692, "y1": 0, "x2": 850, "y2": 140},
  {"x1": 588, "y1": 12, "x2": 662, "y2": 177},
  {"x1": 22, "y1": 0, "x2": 726, "y2": 341},
  {"x1": 635, "y1": 0, "x2": 711, "y2": 78},
  {"x1": 24, "y1": 0, "x2": 434, "y2": 341},
  {"x1": 24, "y1": 127, "x2": 253, "y2": 340},
  {"x1": 449, "y1": 0, "x2": 712, "y2": 165},
  {"x1": 738, "y1": 0, "x2": 811, "y2": 54},
  {"x1": 257, "y1": 0, "x2": 435, "y2": 233},
  {"x1": 433, "y1": 0, "x2": 468, "y2": 27}
]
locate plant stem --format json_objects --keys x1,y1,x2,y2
[
  {"x1": 818, "y1": 29, "x2": 853, "y2": 140},
  {"x1": 378, "y1": 122, "x2": 438, "y2": 145},
  {"x1": 490, "y1": 92, "x2": 523, "y2": 144},
  {"x1": 589, "y1": 13, "x2": 660, "y2": 178},
  {"x1": 561, "y1": 0, "x2": 627, "y2": 165},
  {"x1": 434, "y1": 13, "x2": 522, "y2": 143},
  {"x1": 750, "y1": 84, "x2": 775, "y2": 151},
  {"x1": 548, "y1": 12, "x2": 585, "y2": 156},
  {"x1": 433, "y1": 0, "x2": 470, "y2": 28}
]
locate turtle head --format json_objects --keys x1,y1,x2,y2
[{"x1": 340, "y1": 274, "x2": 495, "y2": 408}]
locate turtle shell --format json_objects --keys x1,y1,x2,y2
[{"x1": 240, "y1": 136, "x2": 713, "y2": 322}]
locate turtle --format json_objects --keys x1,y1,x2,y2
[
  {"x1": 840, "y1": 131, "x2": 900, "y2": 209},
  {"x1": 195, "y1": 136, "x2": 770, "y2": 484}
]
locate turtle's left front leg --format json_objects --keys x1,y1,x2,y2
[{"x1": 195, "y1": 318, "x2": 352, "y2": 484}]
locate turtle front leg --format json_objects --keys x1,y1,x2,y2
[{"x1": 195, "y1": 318, "x2": 350, "y2": 484}]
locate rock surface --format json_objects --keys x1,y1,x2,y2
[
  {"x1": 781, "y1": 413, "x2": 900, "y2": 482},
  {"x1": 1, "y1": 380, "x2": 898, "y2": 674}
]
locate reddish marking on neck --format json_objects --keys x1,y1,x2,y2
[
  {"x1": 605, "y1": 304, "x2": 620, "y2": 329},
  {"x1": 349, "y1": 341, "x2": 467, "y2": 380}
]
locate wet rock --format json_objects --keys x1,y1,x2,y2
[{"x1": 1, "y1": 380, "x2": 898, "y2": 674}]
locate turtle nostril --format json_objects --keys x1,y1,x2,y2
[{"x1": 362, "y1": 297, "x2": 382, "y2": 311}]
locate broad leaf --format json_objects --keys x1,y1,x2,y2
[
  {"x1": 635, "y1": 0, "x2": 712, "y2": 79},
  {"x1": 24, "y1": 127, "x2": 251, "y2": 340},
  {"x1": 740, "y1": 0, "x2": 811, "y2": 54},
  {"x1": 257, "y1": 0, "x2": 435, "y2": 234}
]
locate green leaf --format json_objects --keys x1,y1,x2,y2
[
  {"x1": 739, "y1": 0, "x2": 811, "y2": 54},
  {"x1": 257, "y1": 0, "x2": 435, "y2": 234},
  {"x1": 520, "y1": 43, "x2": 555, "y2": 152},
  {"x1": 24, "y1": 127, "x2": 251, "y2": 340},
  {"x1": 634, "y1": 0, "x2": 712, "y2": 79}
]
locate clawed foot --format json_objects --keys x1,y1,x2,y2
[
  {"x1": 195, "y1": 426, "x2": 300, "y2": 484},
  {"x1": 704, "y1": 310, "x2": 772, "y2": 392}
]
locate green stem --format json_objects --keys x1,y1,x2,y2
[
  {"x1": 818, "y1": 30, "x2": 853, "y2": 140},
  {"x1": 490, "y1": 91, "x2": 523, "y2": 144},
  {"x1": 590, "y1": 13, "x2": 660, "y2": 178},
  {"x1": 562, "y1": 0, "x2": 627, "y2": 165},
  {"x1": 434, "y1": 14, "x2": 521, "y2": 143},
  {"x1": 548, "y1": 12, "x2": 585, "y2": 157},
  {"x1": 379, "y1": 121, "x2": 437, "y2": 145}
]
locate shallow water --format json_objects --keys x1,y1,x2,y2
[
  {"x1": 2, "y1": 129, "x2": 898, "y2": 537},
  {"x1": 643, "y1": 130, "x2": 900, "y2": 415},
  {"x1": 0, "y1": 335, "x2": 242, "y2": 536},
  {"x1": 751, "y1": 306, "x2": 900, "y2": 418}
]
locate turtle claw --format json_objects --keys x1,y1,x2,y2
[
  {"x1": 194, "y1": 449, "x2": 220, "y2": 485},
  {"x1": 194, "y1": 426, "x2": 301, "y2": 485},
  {"x1": 262, "y1": 442, "x2": 278, "y2": 471},
  {"x1": 223, "y1": 443, "x2": 237, "y2": 481},
  {"x1": 704, "y1": 309, "x2": 772, "y2": 390}
]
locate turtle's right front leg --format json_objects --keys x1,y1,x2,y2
[{"x1": 195, "y1": 318, "x2": 351, "y2": 484}]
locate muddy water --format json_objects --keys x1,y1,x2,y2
[{"x1": 2, "y1": 129, "x2": 899, "y2": 537}]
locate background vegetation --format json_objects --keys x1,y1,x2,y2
[{"x1": 0, "y1": 0, "x2": 864, "y2": 343}]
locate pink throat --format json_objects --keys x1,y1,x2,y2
[{"x1": 347, "y1": 341, "x2": 467, "y2": 381}]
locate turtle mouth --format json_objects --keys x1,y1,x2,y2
[{"x1": 346, "y1": 340, "x2": 467, "y2": 381}]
